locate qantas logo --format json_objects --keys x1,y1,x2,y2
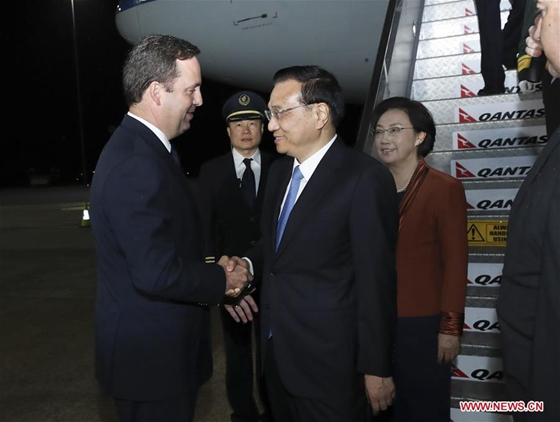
[
  {"x1": 461, "y1": 85, "x2": 477, "y2": 98},
  {"x1": 463, "y1": 25, "x2": 474, "y2": 34},
  {"x1": 456, "y1": 163, "x2": 532, "y2": 178},
  {"x1": 457, "y1": 133, "x2": 547, "y2": 149},
  {"x1": 459, "y1": 109, "x2": 477, "y2": 123},
  {"x1": 477, "y1": 135, "x2": 547, "y2": 148},
  {"x1": 474, "y1": 199, "x2": 514, "y2": 210},
  {"x1": 462, "y1": 43, "x2": 476, "y2": 54},
  {"x1": 452, "y1": 365, "x2": 504, "y2": 381},
  {"x1": 478, "y1": 166, "x2": 531, "y2": 178},
  {"x1": 465, "y1": 8, "x2": 475, "y2": 16},
  {"x1": 457, "y1": 134, "x2": 477, "y2": 149},
  {"x1": 469, "y1": 320, "x2": 500, "y2": 332},
  {"x1": 458, "y1": 108, "x2": 545, "y2": 123},
  {"x1": 455, "y1": 163, "x2": 476, "y2": 178},
  {"x1": 461, "y1": 63, "x2": 476, "y2": 75},
  {"x1": 452, "y1": 365, "x2": 469, "y2": 378},
  {"x1": 466, "y1": 201, "x2": 476, "y2": 210},
  {"x1": 479, "y1": 108, "x2": 546, "y2": 121},
  {"x1": 468, "y1": 274, "x2": 502, "y2": 286}
]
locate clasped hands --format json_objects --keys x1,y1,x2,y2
[
  {"x1": 218, "y1": 255, "x2": 252, "y2": 297},
  {"x1": 217, "y1": 255, "x2": 259, "y2": 323}
]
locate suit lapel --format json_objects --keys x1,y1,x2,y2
[
  {"x1": 123, "y1": 115, "x2": 200, "y2": 226},
  {"x1": 274, "y1": 140, "x2": 345, "y2": 257}
]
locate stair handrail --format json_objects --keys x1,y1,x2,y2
[{"x1": 356, "y1": 0, "x2": 425, "y2": 156}]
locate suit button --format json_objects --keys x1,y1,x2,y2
[
  {"x1": 250, "y1": 217, "x2": 256, "y2": 222},
  {"x1": 250, "y1": 240, "x2": 257, "y2": 245},
  {"x1": 265, "y1": 304, "x2": 270, "y2": 309}
]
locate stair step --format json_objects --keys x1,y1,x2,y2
[
  {"x1": 421, "y1": 92, "x2": 544, "y2": 125},
  {"x1": 465, "y1": 187, "x2": 518, "y2": 214},
  {"x1": 433, "y1": 118, "x2": 547, "y2": 152},
  {"x1": 417, "y1": 33, "x2": 481, "y2": 59},
  {"x1": 426, "y1": 148, "x2": 542, "y2": 178},
  {"x1": 451, "y1": 381, "x2": 510, "y2": 407},
  {"x1": 414, "y1": 53, "x2": 481, "y2": 79},
  {"x1": 461, "y1": 331, "x2": 501, "y2": 355},
  {"x1": 424, "y1": 0, "x2": 510, "y2": 7},
  {"x1": 420, "y1": 11, "x2": 509, "y2": 40},
  {"x1": 423, "y1": 0, "x2": 511, "y2": 23},
  {"x1": 465, "y1": 295, "x2": 498, "y2": 309},
  {"x1": 412, "y1": 70, "x2": 521, "y2": 101}
]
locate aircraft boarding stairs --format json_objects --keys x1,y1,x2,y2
[{"x1": 367, "y1": 0, "x2": 546, "y2": 420}]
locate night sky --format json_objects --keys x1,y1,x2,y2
[{"x1": 2, "y1": 0, "x2": 362, "y2": 187}]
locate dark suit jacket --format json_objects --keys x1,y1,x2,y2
[
  {"x1": 396, "y1": 165, "x2": 468, "y2": 321},
  {"x1": 497, "y1": 126, "x2": 560, "y2": 421},
  {"x1": 197, "y1": 150, "x2": 274, "y2": 260},
  {"x1": 247, "y1": 138, "x2": 398, "y2": 400},
  {"x1": 90, "y1": 115, "x2": 226, "y2": 401}
]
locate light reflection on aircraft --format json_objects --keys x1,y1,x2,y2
[{"x1": 115, "y1": 0, "x2": 390, "y2": 104}]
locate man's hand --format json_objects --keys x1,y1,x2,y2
[
  {"x1": 526, "y1": 17, "x2": 544, "y2": 59},
  {"x1": 218, "y1": 255, "x2": 252, "y2": 296},
  {"x1": 438, "y1": 333, "x2": 460, "y2": 364},
  {"x1": 364, "y1": 375, "x2": 395, "y2": 415},
  {"x1": 224, "y1": 295, "x2": 258, "y2": 323}
]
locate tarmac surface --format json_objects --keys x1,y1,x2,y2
[{"x1": 0, "y1": 183, "x2": 255, "y2": 422}]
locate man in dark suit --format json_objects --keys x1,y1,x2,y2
[
  {"x1": 197, "y1": 91, "x2": 274, "y2": 422},
  {"x1": 89, "y1": 35, "x2": 250, "y2": 422},
  {"x1": 226, "y1": 66, "x2": 399, "y2": 422},
  {"x1": 497, "y1": 4, "x2": 560, "y2": 421}
]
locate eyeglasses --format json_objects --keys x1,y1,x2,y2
[
  {"x1": 374, "y1": 127, "x2": 414, "y2": 138},
  {"x1": 265, "y1": 104, "x2": 310, "y2": 121}
]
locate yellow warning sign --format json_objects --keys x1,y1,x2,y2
[{"x1": 467, "y1": 220, "x2": 508, "y2": 247}]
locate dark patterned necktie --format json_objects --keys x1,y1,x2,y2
[{"x1": 241, "y1": 158, "x2": 256, "y2": 210}]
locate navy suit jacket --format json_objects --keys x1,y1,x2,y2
[
  {"x1": 197, "y1": 150, "x2": 274, "y2": 260},
  {"x1": 90, "y1": 115, "x2": 226, "y2": 401},
  {"x1": 247, "y1": 138, "x2": 399, "y2": 400}
]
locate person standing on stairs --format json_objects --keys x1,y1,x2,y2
[
  {"x1": 372, "y1": 97, "x2": 468, "y2": 422},
  {"x1": 474, "y1": 0, "x2": 526, "y2": 95}
]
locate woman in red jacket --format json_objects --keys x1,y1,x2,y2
[{"x1": 372, "y1": 97, "x2": 468, "y2": 422}]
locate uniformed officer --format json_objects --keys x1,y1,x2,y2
[{"x1": 197, "y1": 91, "x2": 274, "y2": 422}]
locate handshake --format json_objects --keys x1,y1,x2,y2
[{"x1": 218, "y1": 255, "x2": 254, "y2": 299}]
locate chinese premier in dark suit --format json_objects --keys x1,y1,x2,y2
[{"x1": 226, "y1": 66, "x2": 399, "y2": 422}]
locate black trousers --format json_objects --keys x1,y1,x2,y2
[
  {"x1": 264, "y1": 338, "x2": 368, "y2": 422},
  {"x1": 475, "y1": 0, "x2": 505, "y2": 88},
  {"x1": 114, "y1": 391, "x2": 197, "y2": 422},
  {"x1": 475, "y1": 0, "x2": 525, "y2": 87},
  {"x1": 221, "y1": 295, "x2": 271, "y2": 422},
  {"x1": 392, "y1": 315, "x2": 451, "y2": 422}
]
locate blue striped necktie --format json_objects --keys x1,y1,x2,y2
[{"x1": 276, "y1": 166, "x2": 304, "y2": 250}]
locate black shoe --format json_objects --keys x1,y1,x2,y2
[{"x1": 477, "y1": 86, "x2": 505, "y2": 96}]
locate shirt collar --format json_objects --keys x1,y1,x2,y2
[
  {"x1": 232, "y1": 148, "x2": 261, "y2": 169},
  {"x1": 292, "y1": 134, "x2": 337, "y2": 181},
  {"x1": 128, "y1": 112, "x2": 172, "y2": 152}
]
